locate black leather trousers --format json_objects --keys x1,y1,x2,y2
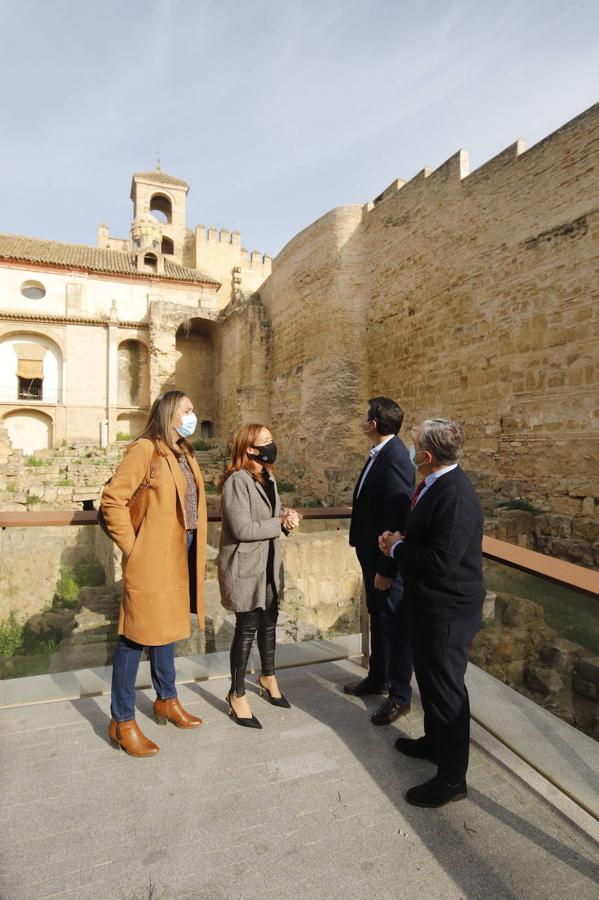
[{"x1": 230, "y1": 584, "x2": 278, "y2": 697}]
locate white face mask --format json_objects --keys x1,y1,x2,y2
[
  {"x1": 409, "y1": 444, "x2": 428, "y2": 469},
  {"x1": 175, "y1": 412, "x2": 197, "y2": 438}
]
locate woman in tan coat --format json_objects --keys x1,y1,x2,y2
[{"x1": 101, "y1": 391, "x2": 207, "y2": 757}]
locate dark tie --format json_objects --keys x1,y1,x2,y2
[{"x1": 410, "y1": 480, "x2": 426, "y2": 511}]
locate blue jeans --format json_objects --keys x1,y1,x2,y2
[
  {"x1": 110, "y1": 637, "x2": 177, "y2": 722},
  {"x1": 110, "y1": 530, "x2": 195, "y2": 721}
]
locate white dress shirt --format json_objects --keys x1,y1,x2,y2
[
  {"x1": 390, "y1": 463, "x2": 458, "y2": 558},
  {"x1": 356, "y1": 434, "x2": 394, "y2": 498}
]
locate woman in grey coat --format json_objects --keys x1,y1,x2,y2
[{"x1": 218, "y1": 423, "x2": 300, "y2": 728}]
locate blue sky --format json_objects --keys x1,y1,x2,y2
[{"x1": 1, "y1": 0, "x2": 598, "y2": 257}]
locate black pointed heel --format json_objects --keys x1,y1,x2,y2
[
  {"x1": 258, "y1": 677, "x2": 291, "y2": 708},
  {"x1": 225, "y1": 692, "x2": 262, "y2": 729}
]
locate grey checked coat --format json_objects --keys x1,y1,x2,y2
[{"x1": 218, "y1": 468, "x2": 285, "y2": 612}]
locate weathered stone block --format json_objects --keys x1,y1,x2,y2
[
  {"x1": 540, "y1": 639, "x2": 588, "y2": 675},
  {"x1": 575, "y1": 657, "x2": 599, "y2": 685},
  {"x1": 525, "y1": 665, "x2": 563, "y2": 695},
  {"x1": 497, "y1": 593, "x2": 544, "y2": 627},
  {"x1": 482, "y1": 591, "x2": 496, "y2": 623}
]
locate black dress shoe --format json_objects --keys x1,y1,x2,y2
[
  {"x1": 343, "y1": 678, "x2": 385, "y2": 697},
  {"x1": 371, "y1": 697, "x2": 411, "y2": 725},
  {"x1": 394, "y1": 736, "x2": 438, "y2": 762},
  {"x1": 405, "y1": 775, "x2": 467, "y2": 808},
  {"x1": 226, "y1": 693, "x2": 262, "y2": 729},
  {"x1": 258, "y1": 677, "x2": 291, "y2": 708}
]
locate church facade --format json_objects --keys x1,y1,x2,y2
[{"x1": 0, "y1": 168, "x2": 271, "y2": 453}]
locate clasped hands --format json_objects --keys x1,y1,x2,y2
[
  {"x1": 281, "y1": 507, "x2": 301, "y2": 531},
  {"x1": 378, "y1": 530, "x2": 403, "y2": 557}
]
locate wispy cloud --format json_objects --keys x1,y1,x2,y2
[{"x1": 1, "y1": 0, "x2": 598, "y2": 254}]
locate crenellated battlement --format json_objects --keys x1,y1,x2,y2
[
  {"x1": 195, "y1": 225, "x2": 271, "y2": 270},
  {"x1": 364, "y1": 133, "x2": 533, "y2": 214},
  {"x1": 364, "y1": 104, "x2": 599, "y2": 220}
]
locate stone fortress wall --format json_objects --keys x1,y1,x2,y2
[
  {"x1": 1, "y1": 104, "x2": 598, "y2": 564},
  {"x1": 227, "y1": 102, "x2": 599, "y2": 566}
]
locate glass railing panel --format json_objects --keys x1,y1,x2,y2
[
  {"x1": 474, "y1": 559, "x2": 599, "y2": 740},
  {"x1": 0, "y1": 515, "x2": 361, "y2": 683},
  {"x1": 0, "y1": 523, "x2": 116, "y2": 679}
]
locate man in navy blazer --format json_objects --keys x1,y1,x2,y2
[
  {"x1": 380, "y1": 418, "x2": 485, "y2": 808},
  {"x1": 346, "y1": 396, "x2": 415, "y2": 726}
]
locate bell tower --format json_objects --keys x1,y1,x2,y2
[{"x1": 130, "y1": 165, "x2": 189, "y2": 264}]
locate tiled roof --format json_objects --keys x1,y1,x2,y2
[
  {"x1": 0, "y1": 233, "x2": 219, "y2": 286},
  {"x1": 132, "y1": 170, "x2": 188, "y2": 187}
]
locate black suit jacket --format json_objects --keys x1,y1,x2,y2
[
  {"x1": 349, "y1": 435, "x2": 414, "y2": 578},
  {"x1": 395, "y1": 466, "x2": 485, "y2": 621}
]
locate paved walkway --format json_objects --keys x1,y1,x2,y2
[{"x1": 1, "y1": 659, "x2": 598, "y2": 900}]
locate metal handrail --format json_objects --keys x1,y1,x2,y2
[{"x1": 1, "y1": 507, "x2": 598, "y2": 598}]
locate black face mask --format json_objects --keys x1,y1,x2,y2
[{"x1": 251, "y1": 442, "x2": 277, "y2": 464}]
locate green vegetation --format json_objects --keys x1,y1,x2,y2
[
  {"x1": 204, "y1": 483, "x2": 218, "y2": 494},
  {"x1": 5, "y1": 482, "x2": 17, "y2": 493},
  {"x1": 303, "y1": 497, "x2": 324, "y2": 507},
  {"x1": 0, "y1": 610, "x2": 24, "y2": 658},
  {"x1": 495, "y1": 498, "x2": 540, "y2": 514},
  {"x1": 191, "y1": 438, "x2": 214, "y2": 451},
  {"x1": 484, "y1": 560, "x2": 599, "y2": 655},
  {"x1": 277, "y1": 481, "x2": 296, "y2": 493},
  {"x1": 25, "y1": 494, "x2": 43, "y2": 506},
  {"x1": 116, "y1": 432, "x2": 131, "y2": 441},
  {"x1": 56, "y1": 478, "x2": 73, "y2": 486},
  {"x1": 0, "y1": 609, "x2": 59, "y2": 678},
  {"x1": 25, "y1": 456, "x2": 46, "y2": 467},
  {"x1": 55, "y1": 561, "x2": 105, "y2": 606}
]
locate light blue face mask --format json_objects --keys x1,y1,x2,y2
[
  {"x1": 175, "y1": 412, "x2": 197, "y2": 438},
  {"x1": 409, "y1": 444, "x2": 425, "y2": 469}
]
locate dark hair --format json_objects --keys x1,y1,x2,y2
[{"x1": 367, "y1": 396, "x2": 404, "y2": 435}]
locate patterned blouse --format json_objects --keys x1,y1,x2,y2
[{"x1": 178, "y1": 453, "x2": 198, "y2": 530}]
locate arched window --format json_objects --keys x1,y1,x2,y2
[
  {"x1": 143, "y1": 253, "x2": 157, "y2": 271},
  {"x1": 150, "y1": 193, "x2": 172, "y2": 224},
  {"x1": 0, "y1": 333, "x2": 62, "y2": 404},
  {"x1": 21, "y1": 280, "x2": 46, "y2": 300},
  {"x1": 161, "y1": 237, "x2": 174, "y2": 255},
  {"x1": 201, "y1": 419, "x2": 214, "y2": 439}
]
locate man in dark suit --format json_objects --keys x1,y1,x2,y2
[
  {"x1": 345, "y1": 396, "x2": 415, "y2": 725},
  {"x1": 380, "y1": 418, "x2": 485, "y2": 808}
]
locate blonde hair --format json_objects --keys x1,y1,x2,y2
[
  {"x1": 137, "y1": 390, "x2": 193, "y2": 455},
  {"x1": 218, "y1": 423, "x2": 273, "y2": 491}
]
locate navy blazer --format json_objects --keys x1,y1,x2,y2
[
  {"x1": 349, "y1": 435, "x2": 414, "y2": 578},
  {"x1": 396, "y1": 466, "x2": 485, "y2": 621}
]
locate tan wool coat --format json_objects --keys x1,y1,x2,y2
[{"x1": 100, "y1": 437, "x2": 207, "y2": 646}]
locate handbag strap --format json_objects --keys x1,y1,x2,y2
[{"x1": 130, "y1": 445, "x2": 162, "y2": 500}]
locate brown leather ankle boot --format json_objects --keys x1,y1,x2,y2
[
  {"x1": 153, "y1": 696, "x2": 203, "y2": 728},
  {"x1": 108, "y1": 719, "x2": 159, "y2": 756}
]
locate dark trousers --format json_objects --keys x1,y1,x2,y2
[
  {"x1": 410, "y1": 611, "x2": 481, "y2": 782},
  {"x1": 111, "y1": 638, "x2": 176, "y2": 722},
  {"x1": 362, "y1": 567, "x2": 413, "y2": 705},
  {"x1": 110, "y1": 530, "x2": 196, "y2": 721},
  {"x1": 230, "y1": 584, "x2": 278, "y2": 697}
]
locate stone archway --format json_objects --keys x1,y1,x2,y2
[
  {"x1": 3, "y1": 409, "x2": 53, "y2": 454},
  {"x1": 175, "y1": 318, "x2": 217, "y2": 437}
]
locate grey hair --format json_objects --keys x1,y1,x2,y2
[{"x1": 413, "y1": 418, "x2": 465, "y2": 464}]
